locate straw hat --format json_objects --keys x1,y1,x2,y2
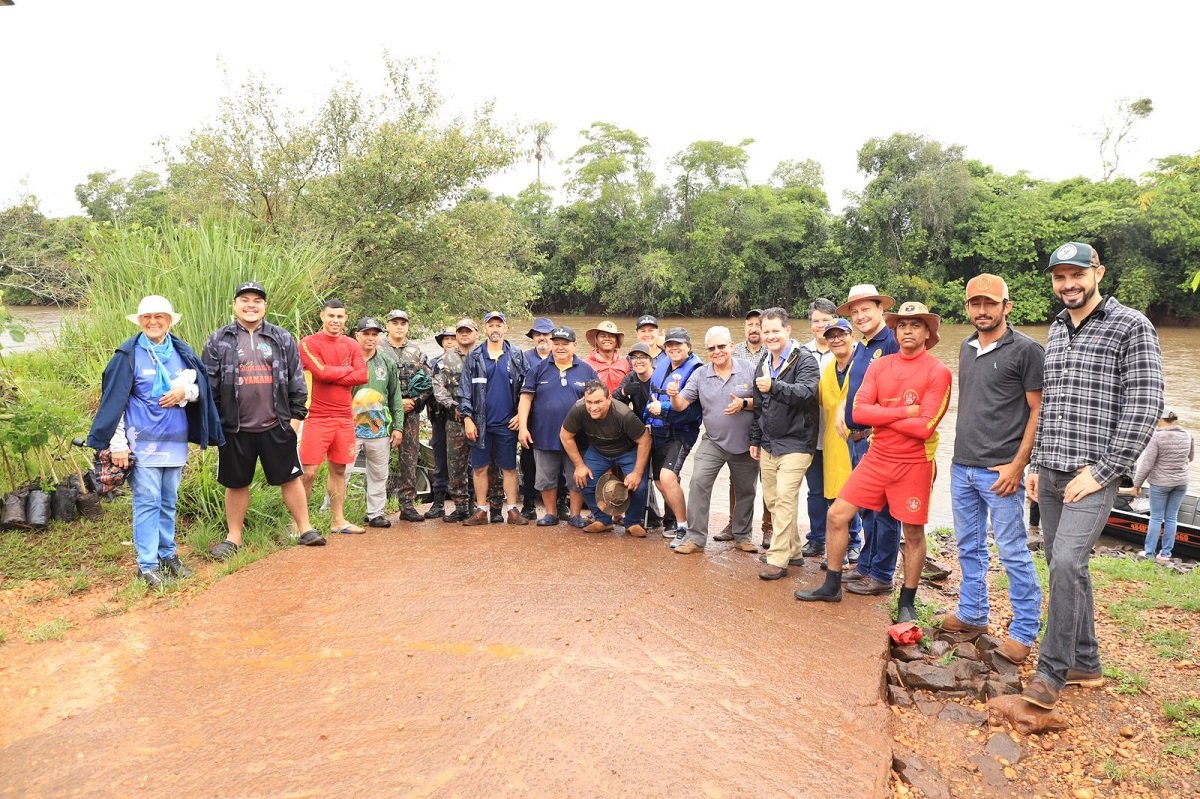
[
  {"x1": 884, "y1": 301, "x2": 941, "y2": 350},
  {"x1": 126, "y1": 295, "x2": 181, "y2": 325},
  {"x1": 596, "y1": 472, "x2": 631, "y2": 516},
  {"x1": 837, "y1": 284, "x2": 896, "y2": 317},
  {"x1": 585, "y1": 320, "x2": 626, "y2": 348}
]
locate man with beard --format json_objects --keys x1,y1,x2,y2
[
  {"x1": 460, "y1": 312, "x2": 529, "y2": 526},
  {"x1": 382, "y1": 310, "x2": 433, "y2": 522},
  {"x1": 935, "y1": 274, "x2": 1044, "y2": 665},
  {"x1": 1019, "y1": 243, "x2": 1163, "y2": 710},
  {"x1": 796, "y1": 302, "x2": 952, "y2": 626}
]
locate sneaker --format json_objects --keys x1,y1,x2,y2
[
  {"x1": 668, "y1": 529, "x2": 687, "y2": 549},
  {"x1": 674, "y1": 540, "x2": 703, "y2": 554},
  {"x1": 139, "y1": 568, "x2": 165, "y2": 588},
  {"x1": 159, "y1": 555, "x2": 194, "y2": 579},
  {"x1": 648, "y1": 525, "x2": 665, "y2": 537},
  {"x1": 801, "y1": 541, "x2": 823, "y2": 558},
  {"x1": 399, "y1": 506, "x2": 424, "y2": 523},
  {"x1": 1065, "y1": 669, "x2": 1104, "y2": 688},
  {"x1": 463, "y1": 509, "x2": 490, "y2": 526},
  {"x1": 366, "y1": 516, "x2": 392, "y2": 528},
  {"x1": 1136, "y1": 551, "x2": 1150, "y2": 560},
  {"x1": 847, "y1": 546, "x2": 862, "y2": 564},
  {"x1": 506, "y1": 509, "x2": 530, "y2": 526},
  {"x1": 567, "y1": 514, "x2": 589, "y2": 529},
  {"x1": 659, "y1": 526, "x2": 676, "y2": 539},
  {"x1": 1155, "y1": 554, "x2": 1172, "y2": 564},
  {"x1": 536, "y1": 514, "x2": 560, "y2": 527},
  {"x1": 1021, "y1": 676, "x2": 1060, "y2": 709}
]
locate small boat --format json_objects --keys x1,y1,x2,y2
[{"x1": 1105, "y1": 483, "x2": 1200, "y2": 560}]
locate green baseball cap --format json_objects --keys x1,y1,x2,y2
[{"x1": 1046, "y1": 242, "x2": 1097, "y2": 271}]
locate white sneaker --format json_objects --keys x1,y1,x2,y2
[{"x1": 1156, "y1": 554, "x2": 1172, "y2": 564}]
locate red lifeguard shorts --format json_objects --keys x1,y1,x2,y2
[
  {"x1": 298, "y1": 415, "x2": 357, "y2": 466},
  {"x1": 838, "y1": 452, "x2": 936, "y2": 525}
]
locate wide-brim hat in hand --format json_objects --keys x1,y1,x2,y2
[
  {"x1": 837, "y1": 284, "x2": 896, "y2": 317},
  {"x1": 596, "y1": 472, "x2": 631, "y2": 516},
  {"x1": 884, "y1": 301, "x2": 941, "y2": 349},
  {"x1": 127, "y1": 295, "x2": 182, "y2": 325},
  {"x1": 586, "y1": 320, "x2": 625, "y2": 348}
]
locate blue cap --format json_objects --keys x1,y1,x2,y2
[
  {"x1": 526, "y1": 316, "x2": 555, "y2": 338},
  {"x1": 483, "y1": 311, "x2": 506, "y2": 323},
  {"x1": 823, "y1": 318, "x2": 854, "y2": 338}
]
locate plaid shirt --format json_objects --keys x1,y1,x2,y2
[{"x1": 1030, "y1": 296, "x2": 1164, "y2": 486}]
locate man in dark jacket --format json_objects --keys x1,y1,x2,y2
[
  {"x1": 199, "y1": 281, "x2": 323, "y2": 558},
  {"x1": 459, "y1": 311, "x2": 529, "y2": 526},
  {"x1": 749, "y1": 307, "x2": 820, "y2": 581}
]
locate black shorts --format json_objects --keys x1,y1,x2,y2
[
  {"x1": 217, "y1": 425, "x2": 304, "y2": 488},
  {"x1": 651, "y1": 436, "x2": 691, "y2": 477}
]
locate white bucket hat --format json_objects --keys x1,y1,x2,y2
[{"x1": 127, "y1": 295, "x2": 182, "y2": 325}]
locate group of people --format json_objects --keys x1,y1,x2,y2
[{"x1": 91, "y1": 239, "x2": 1180, "y2": 715}]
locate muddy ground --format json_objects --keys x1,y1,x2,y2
[{"x1": 0, "y1": 519, "x2": 897, "y2": 798}]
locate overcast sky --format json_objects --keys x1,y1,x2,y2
[{"x1": 2, "y1": 0, "x2": 1196, "y2": 217}]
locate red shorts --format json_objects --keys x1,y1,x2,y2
[
  {"x1": 838, "y1": 452, "x2": 936, "y2": 525},
  {"x1": 298, "y1": 416, "x2": 357, "y2": 466}
]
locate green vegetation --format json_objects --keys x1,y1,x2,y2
[
  {"x1": 24, "y1": 618, "x2": 73, "y2": 642},
  {"x1": 1144, "y1": 629, "x2": 1192, "y2": 661},
  {"x1": 1103, "y1": 665, "x2": 1149, "y2": 696},
  {"x1": 1164, "y1": 699, "x2": 1200, "y2": 739}
]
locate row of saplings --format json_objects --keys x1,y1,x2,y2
[{"x1": 0, "y1": 438, "x2": 122, "y2": 530}]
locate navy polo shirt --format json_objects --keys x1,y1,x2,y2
[
  {"x1": 521, "y1": 355, "x2": 599, "y2": 450},
  {"x1": 484, "y1": 347, "x2": 514, "y2": 427},
  {"x1": 845, "y1": 324, "x2": 899, "y2": 430}
]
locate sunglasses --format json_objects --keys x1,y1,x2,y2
[{"x1": 706, "y1": 343, "x2": 729, "y2": 352}]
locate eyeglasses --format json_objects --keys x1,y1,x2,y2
[
  {"x1": 825, "y1": 332, "x2": 849, "y2": 342},
  {"x1": 706, "y1": 344, "x2": 729, "y2": 352}
]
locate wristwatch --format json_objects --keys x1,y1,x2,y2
[{"x1": 741, "y1": 398, "x2": 750, "y2": 410}]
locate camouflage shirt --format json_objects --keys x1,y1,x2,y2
[
  {"x1": 433, "y1": 348, "x2": 469, "y2": 417},
  {"x1": 383, "y1": 340, "x2": 433, "y2": 404}
]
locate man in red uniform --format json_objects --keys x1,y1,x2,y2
[
  {"x1": 298, "y1": 298, "x2": 369, "y2": 535},
  {"x1": 796, "y1": 301, "x2": 952, "y2": 624}
]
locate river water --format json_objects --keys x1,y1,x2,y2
[{"x1": 7, "y1": 306, "x2": 1199, "y2": 529}]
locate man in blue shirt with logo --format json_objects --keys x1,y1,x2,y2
[{"x1": 518, "y1": 326, "x2": 598, "y2": 527}]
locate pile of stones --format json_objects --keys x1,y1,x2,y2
[{"x1": 887, "y1": 626, "x2": 1024, "y2": 707}]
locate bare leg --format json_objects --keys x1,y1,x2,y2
[
  {"x1": 824, "y1": 498, "x2": 861, "y2": 573},
  {"x1": 541, "y1": 488, "x2": 558, "y2": 514},
  {"x1": 301, "y1": 464, "x2": 320, "y2": 498},
  {"x1": 503, "y1": 468, "x2": 519, "y2": 507},
  {"x1": 657, "y1": 469, "x2": 687, "y2": 523},
  {"x1": 901, "y1": 523, "x2": 927, "y2": 589},
  {"x1": 327, "y1": 463, "x2": 349, "y2": 526},
  {"x1": 472, "y1": 466, "x2": 489, "y2": 510},
  {"x1": 280, "y1": 477, "x2": 312, "y2": 532},
  {"x1": 224, "y1": 487, "x2": 251, "y2": 545}
]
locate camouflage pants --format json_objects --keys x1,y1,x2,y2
[
  {"x1": 388, "y1": 411, "x2": 423, "y2": 506},
  {"x1": 445, "y1": 420, "x2": 503, "y2": 507}
]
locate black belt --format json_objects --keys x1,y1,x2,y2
[{"x1": 848, "y1": 428, "x2": 872, "y2": 442}]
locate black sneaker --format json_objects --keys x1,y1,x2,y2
[
  {"x1": 399, "y1": 506, "x2": 424, "y2": 523},
  {"x1": 159, "y1": 555, "x2": 194, "y2": 579},
  {"x1": 802, "y1": 541, "x2": 823, "y2": 558},
  {"x1": 139, "y1": 568, "x2": 165, "y2": 588}
]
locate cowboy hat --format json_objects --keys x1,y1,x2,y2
[
  {"x1": 126, "y1": 295, "x2": 182, "y2": 325},
  {"x1": 585, "y1": 320, "x2": 626, "y2": 348},
  {"x1": 837, "y1": 284, "x2": 896, "y2": 317},
  {"x1": 884, "y1": 301, "x2": 941, "y2": 350},
  {"x1": 596, "y1": 472, "x2": 631, "y2": 516}
]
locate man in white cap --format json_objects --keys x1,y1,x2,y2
[{"x1": 797, "y1": 301, "x2": 951, "y2": 626}]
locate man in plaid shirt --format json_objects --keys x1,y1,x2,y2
[{"x1": 1020, "y1": 241, "x2": 1164, "y2": 711}]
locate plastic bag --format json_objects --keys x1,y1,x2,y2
[
  {"x1": 53, "y1": 484, "x2": 80, "y2": 522},
  {"x1": 1, "y1": 491, "x2": 27, "y2": 529},
  {"x1": 25, "y1": 489, "x2": 52, "y2": 529}
]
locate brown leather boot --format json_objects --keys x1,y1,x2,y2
[
  {"x1": 506, "y1": 508, "x2": 529, "y2": 526},
  {"x1": 462, "y1": 508, "x2": 489, "y2": 526}
]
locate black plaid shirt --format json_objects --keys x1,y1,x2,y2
[{"x1": 1030, "y1": 296, "x2": 1164, "y2": 486}]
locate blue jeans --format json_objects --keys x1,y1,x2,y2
[
  {"x1": 582, "y1": 446, "x2": 648, "y2": 526},
  {"x1": 1035, "y1": 467, "x2": 1120, "y2": 689},
  {"x1": 1145, "y1": 484, "x2": 1187, "y2": 557},
  {"x1": 129, "y1": 465, "x2": 183, "y2": 572},
  {"x1": 849, "y1": 437, "x2": 898, "y2": 582},
  {"x1": 804, "y1": 449, "x2": 862, "y2": 549},
  {"x1": 950, "y1": 463, "x2": 1043, "y2": 646}
]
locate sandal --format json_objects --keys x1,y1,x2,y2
[
  {"x1": 209, "y1": 539, "x2": 240, "y2": 562},
  {"x1": 331, "y1": 524, "x2": 366, "y2": 535}
]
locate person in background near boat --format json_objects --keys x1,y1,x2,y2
[
  {"x1": 834, "y1": 285, "x2": 899, "y2": 574},
  {"x1": 720, "y1": 308, "x2": 771, "y2": 544},
  {"x1": 814, "y1": 319, "x2": 863, "y2": 568},
  {"x1": 423, "y1": 327, "x2": 458, "y2": 520},
  {"x1": 585, "y1": 320, "x2": 631, "y2": 395},
  {"x1": 298, "y1": 298, "x2": 369, "y2": 535},
  {"x1": 1132, "y1": 408, "x2": 1193, "y2": 563},
  {"x1": 800, "y1": 298, "x2": 838, "y2": 559},
  {"x1": 520, "y1": 317, "x2": 557, "y2": 520},
  {"x1": 1019, "y1": 242, "x2": 1163, "y2": 711},
  {"x1": 750, "y1": 308, "x2": 820, "y2": 580},
  {"x1": 671, "y1": 326, "x2": 759, "y2": 555},
  {"x1": 351, "y1": 317, "x2": 404, "y2": 529},
  {"x1": 89, "y1": 295, "x2": 224, "y2": 586},
  {"x1": 654, "y1": 328, "x2": 705, "y2": 547},
  {"x1": 460, "y1": 311, "x2": 529, "y2": 526},
  {"x1": 382, "y1": 309, "x2": 433, "y2": 522},
  {"x1": 560, "y1": 380, "x2": 652, "y2": 534},
  {"x1": 201, "y1": 282, "x2": 319, "y2": 559},
  {"x1": 517, "y1": 326, "x2": 598, "y2": 528},
  {"x1": 935, "y1": 274, "x2": 1044, "y2": 665},
  {"x1": 797, "y1": 301, "x2": 952, "y2": 624},
  {"x1": 433, "y1": 319, "x2": 480, "y2": 523}
]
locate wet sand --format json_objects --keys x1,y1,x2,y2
[{"x1": 0, "y1": 519, "x2": 894, "y2": 797}]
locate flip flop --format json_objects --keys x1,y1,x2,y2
[{"x1": 331, "y1": 524, "x2": 366, "y2": 535}]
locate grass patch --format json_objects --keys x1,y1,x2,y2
[
  {"x1": 1164, "y1": 699, "x2": 1200, "y2": 739},
  {"x1": 1101, "y1": 758, "x2": 1130, "y2": 782},
  {"x1": 1164, "y1": 739, "x2": 1197, "y2": 759},
  {"x1": 0, "y1": 506, "x2": 132, "y2": 587},
  {"x1": 24, "y1": 618, "x2": 73, "y2": 642},
  {"x1": 1144, "y1": 629, "x2": 1192, "y2": 661},
  {"x1": 0, "y1": 629, "x2": 6, "y2": 645},
  {"x1": 1104, "y1": 665, "x2": 1149, "y2": 695}
]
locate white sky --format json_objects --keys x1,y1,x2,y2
[{"x1": 2, "y1": 0, "x2": 1196, "y2": 217}]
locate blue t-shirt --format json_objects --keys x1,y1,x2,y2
[
  {"x1": 521, "y1": 356, "x2": 599, "y2": 451},
  {"x1": 484, "y1": 347, "x2": 515, "y2": 428},
  {"x1": 845, "y1": 324, "x2": 899, "y2": 430},
  {"x1": 124, "y1": 345, "x2": 190, "y2": 467},
  {"x1": 524, "y1": 347, "x2": 548, "y2": 371}
]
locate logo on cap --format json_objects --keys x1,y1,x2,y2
[{"x1": 1055, "y1": 243, "x2": 1078, "y2": 262}]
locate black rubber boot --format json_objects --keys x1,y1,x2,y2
[{"x1": 795, "y1": 570, "x2": 843, "y2": 602}]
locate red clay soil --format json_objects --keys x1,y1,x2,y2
[{"x1": 0, "y1": 522, "x2": 896, "y2": 798}]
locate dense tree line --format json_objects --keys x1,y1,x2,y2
[{"x1": 2, "y1": 62, "x2": 1197, "y2": 324}]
